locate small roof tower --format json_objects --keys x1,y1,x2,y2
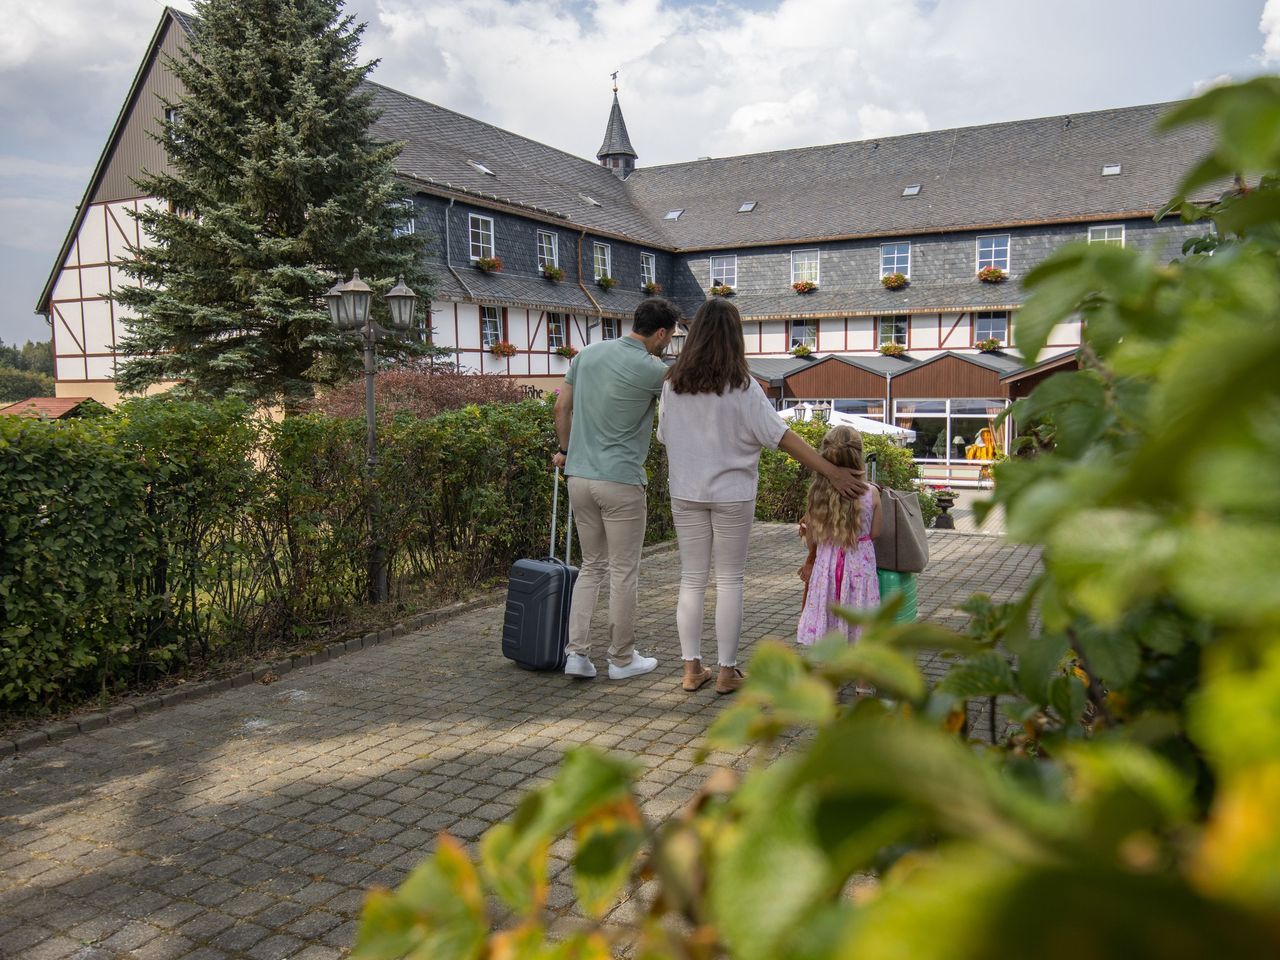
[{"x1": 597, "y1": 72, "x2": 637, "y2": 178}]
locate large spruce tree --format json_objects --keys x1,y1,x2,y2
[{"x1": 116, "y1": 0, "x2": 435, "y2": 409}]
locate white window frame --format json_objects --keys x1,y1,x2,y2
[
  {"x1": 976, "y1": 234, "x2": 1010, "y2": 273},
  {"x1": 600, "y1": 316, "x2": 619, "y2": 340},
  {"x1": 547, "y1": 313, "x2": 566, "y2": 350},
  {"x1": 1088, "y1": 224, "x2": 1125, "y2": 247},
  {"x1": 789, "y1": 319, "x2": 816, "y2": 350},
  {"x1": 480, "y1": 306, "x2": 503, "y2": 347},
  {"x1": 880, "y1": 242, "x2": 911, "y2": 277},
  {"x1": 710, "y1": 254, "x2": 737, "y2": 288},
  {"x1": 469, "y1": 213, "x2": 495, "y2": 261},
  {"x1": 973, "y1": 311, "x2": 1009, "y2": 345},
  {"x1": 640, "y1": 252, "x2": 656, "y2": 288},
  {"x1": 537, "y1": 230, "x2": 559, "y2": 271},
  {"x1": 878, "y1": 316, "x2": 908, "y2": 347},
  {"x1": 593, "y1": 242, "x2": 611, "y2": 281},
  {"x1": 791, "y1": 249, "x2": 819, "y2": 285},
  {"x1": 392, "y1": 199, "x2": 415, "y2": 238}
]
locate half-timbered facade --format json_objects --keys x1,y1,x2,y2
[{"x1": 36, "y1": 6, "x2": 1217, "y2": 481}]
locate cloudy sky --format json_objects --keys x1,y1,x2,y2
[{"x1": 1, "y1": 0, "x2": 1277, "y2": 344}]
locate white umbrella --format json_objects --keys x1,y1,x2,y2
[{"x1": 827, "y1": 409, "x2": 916, "y2": 441}]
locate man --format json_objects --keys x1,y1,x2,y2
[{"x1": 552, "y1": 298, "x2": 680, "y2": 680}]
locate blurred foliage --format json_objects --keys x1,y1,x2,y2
[{"x1": 353, "y1": 79, "x2": 1280, "y2": 959}]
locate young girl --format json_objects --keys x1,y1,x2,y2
[{"x1": 797, "y1": 426, "x2": 882, "y2": 645}]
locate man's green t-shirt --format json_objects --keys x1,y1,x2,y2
[{"x1": 564, "y1": 336, "x2": 668, "y2": 487}]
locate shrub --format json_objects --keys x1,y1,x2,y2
[
  {"x1": 309, "y1": 369, "x2": 524, "y2": 419},
  {"x1": 756, "y1": 421, "x2": 922, "y2": 522}
]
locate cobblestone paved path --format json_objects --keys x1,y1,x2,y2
[{"x1": 0, "y1": 525, "x2": 1039, "y2": 960}]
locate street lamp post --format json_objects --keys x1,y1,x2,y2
[{"x1": 325, "y1": 270, "x2": 418, "y2": 604}]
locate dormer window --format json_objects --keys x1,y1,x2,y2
[
  {"x1": 467, "y1": 159, "x2": 496, "y2": 177},
  {"x1": 664, "y1": 209, "x2": 684, "y2": 221},
  {"x1": 1102, "y1": 163, "x2": 1122, "y2": 176}
]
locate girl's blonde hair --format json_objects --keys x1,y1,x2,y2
[{"x1": 806, "y1": 426, "x2": 870, "y2": 546}]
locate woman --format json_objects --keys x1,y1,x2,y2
[{"x1": 657, "y1": 299, "x2": 866, "y2": 694}]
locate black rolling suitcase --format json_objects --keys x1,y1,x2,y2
[{"x1": 501, "y1": 467, "x2": 579, "y2": 671}]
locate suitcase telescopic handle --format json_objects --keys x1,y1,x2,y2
[{"x1": 550, "y1": 466, "x2": 574, "y2": 564}]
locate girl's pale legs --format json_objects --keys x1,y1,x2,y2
[{"x1": 671, "y1": 497, "x2": 756, "y2": 667}]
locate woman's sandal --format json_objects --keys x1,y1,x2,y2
[
  {"x1": 682, "y1": 662, "x2": 712, "y2": 691},
  {"x1": 715, "y1": 666, "x2": 747, "y2": 695}
]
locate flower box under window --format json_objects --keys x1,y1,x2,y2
[
  {"x1": 541, "y1": 265, "x2": 564, "y2": 282},
  {"x1": 792, "y1": 280, "x2": 817, "y2": 294},
  {"x1": 977, "y1": 266, "x2": 1006, "y2": 284},
  {"x1": 642, "y1": 281, "x2": 662, "y2": 296},
  {"x1": 475, "y1": 255, "x2": 503, "y2": 273},
  {"x1": 489, "y1": 341, "x2": 517, "y2": 357},
  {"x1": 597, "y1": 275, "x2": 618, "y2": 291},
  {"x1": 881, "y1": 272, "x2": 908, "y2": 290},
  {"x1": 710, "y1": 283, "x2": 735, "y2": 297},
  {"x1": 879, "y1": 343, "x2": 907, "y2": 357}
]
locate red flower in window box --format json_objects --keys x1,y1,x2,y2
[
  {"x1": 554, "y1": 345, "x2": 578, "y2": 359},
  {"x1": 489, "y1": 340, "x2": 517, "y2": 357},
  {"x1": 792, "y1": 280, "x2": 818, "y2": 293},
  {"x1": 881, "y1": 272, "x2": 908, "y2": 290},
  {"x1": 475, "y1": 255, "x2": 503, "y2": 272},
  {"x1": 975, "y1": 337, "x2": 1003, "y2": 353},
  {"x1": 976, "y1": 266, "x2": 1006, "y2": 283}
]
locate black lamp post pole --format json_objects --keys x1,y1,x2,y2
[
  {"x1": 327, "y1": 271, "x2": 417, "y2": 607},
  {"x1": 361, "y1": 314, "x2": 387, "y2": 605}
]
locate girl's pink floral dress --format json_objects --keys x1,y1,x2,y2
[{"x1": 797, "y1": 487, "x2": 880, "y2": 645}]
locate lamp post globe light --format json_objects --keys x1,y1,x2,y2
[
  {"x1": 327, "y1": 269, "x2": 418, "y2": 604},
  {"x1": 813, "y1": 400, "x2": 832, "y2": 424}
]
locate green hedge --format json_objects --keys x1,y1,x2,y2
[{"x1": 1, "y1": 397, "x2": 919, "y2": 714}]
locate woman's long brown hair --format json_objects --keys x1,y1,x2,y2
[{"x1": 666, "y1": 298, "x2": 752, "y2": 395}]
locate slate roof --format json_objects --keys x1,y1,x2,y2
[
  {"x1": 367, "y1": 83, "x2": 666, "y2": 246},
  {"x1": 624, "y1": 102, "x2": 1217, "y2": 249},
  {"x1": 429, "y1": 266, "x2": 644, "y2": 319},
  {"x1": 597, "y1": 92, "x2": 637, "y2": 160},
  {"x1": 677, "y1": 279, "x2": 1026, "y2": 322}
]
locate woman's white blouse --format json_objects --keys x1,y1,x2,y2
[{"x1": 657, "y1": 379, "x2": 789, "y2": 503}]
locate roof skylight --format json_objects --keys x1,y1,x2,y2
[
  {"x1": 664, "y1": 209, "x2": 684, "y2": 220},
  {"x1": 902, "y1": 184, "x2": 921, "y2": 197},
  {"x1": 466, "y1": 159, "x2": 496, "y2": 176},
  {"x1": 579, "y1": 193, "x2": 602, "y2": 207},
  {"x1": 1102, "y1": 163, "x2": 1122, "y2": 176},
  {"x1": 738, "y1": 201, "x2": 757, "y2": 213}
]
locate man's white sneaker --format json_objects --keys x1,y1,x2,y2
[
  {"x1": 564, "y1": 653, "x2": 597, "y2": 678},
  {"x1": 608, "y1": 652, "x2": 658, "y2": 680}
]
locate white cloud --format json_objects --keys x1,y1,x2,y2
[
  {"x1": 1262, "y1": 0, "x2": 1280, "y2": 63},
  {"x1": 0, "y1": 197, "x2": 74, "y2": 252}
]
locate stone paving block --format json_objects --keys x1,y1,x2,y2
[{"x1": 0, "y1": 525, "x2": 1037, "y2": 956}]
